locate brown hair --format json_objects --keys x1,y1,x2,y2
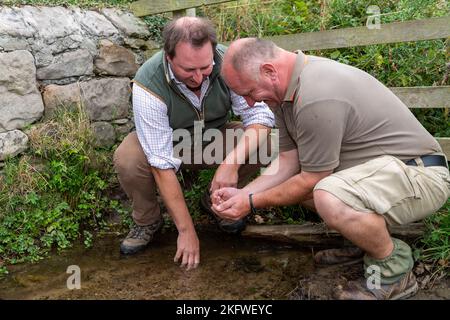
[{"x1": 163, "y1": 17, "x2": 217, "y2": 59}]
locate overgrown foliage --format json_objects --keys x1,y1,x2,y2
[
  {"x1": 417, "y1": 200, "x2": 450, "y2": 277},
  {"x1": 142, "y1": 14, "x2": 170, "y2": 43},
  {"x1": 0, "y1": 106, "x2": 123, "y2": 275}
]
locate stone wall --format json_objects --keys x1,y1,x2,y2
[{"x1": 0, "y1": 5, "x2": 161, "y2": 164}]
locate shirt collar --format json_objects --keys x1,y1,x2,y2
[{"x1": 283, "y1": 50, "x2": 308, "y2": 102}]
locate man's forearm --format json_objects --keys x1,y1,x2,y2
[
  {"x1": 252, "y1": 170, "x2": 333, "y2": 208},
  {"x1": 243, "y1": 149, "x2": 300, "y2": 194},
  {"x1": 223, "y1": 124, "x2": 271, "y2": 168},
  {"x1": 151, "y1": 167, "x2": 195, "y2": 233}
]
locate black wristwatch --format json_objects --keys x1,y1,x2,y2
[{"x1": 248, "y1": 193, "x2": 257, "y2": 215}]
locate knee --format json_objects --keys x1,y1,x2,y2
[
  {"x1": 113, "y1": 144, "x2": 129, "y2": 172},
  {"x1": 313, "y1": 189, "x2": 345, "y2": 229},
  {"x1": 113, "y1": 141, "x2": 146, "y2": 176}
]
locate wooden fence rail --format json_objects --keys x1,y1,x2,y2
[
  {"x1": 130, "y1": 0, "x2": 235, "y2": 17},
  {"x1": 390, "y1": 86, "x2": 450, "y2": 109},
  {"x1": 267, "y1": 16, "x2": 450, "y2": 51}
]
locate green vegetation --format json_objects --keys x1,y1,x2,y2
[
  {"x1": 417, "y1": 200, "x2": 450, "y2": 277},
  {"x1": 0, "y1": 106, "x2": 124, "y2": 276},
  {"x1": 142, "y1": 14, "x2": 170, "y2": 43}
]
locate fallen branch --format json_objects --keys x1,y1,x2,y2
[{"x1": 242, "y1": 222, "x2": 425, "y2": 247}]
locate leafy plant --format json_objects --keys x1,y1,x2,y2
[
  {"x1": 0, "y1": 105, "x2": 124, "y2": 274},
  {"x1": 417, "y1": 200, "x2": 450, "y2": 277},
  {"x1": 142, "y1": 14, "x2": 170, "y2": 44}
]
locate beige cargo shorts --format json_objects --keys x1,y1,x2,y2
[{"x1": 314, "y1": 155, "x2": 450, "y2": 225}]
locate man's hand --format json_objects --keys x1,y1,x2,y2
[
  {"x1": 212, "y1": 188, "x2": 251, "y2": 221},
  {"x1": 150, "y1": 167, "x2": 200, "y2": 271},
  {"x1": 211, "y1": 187, "x2": 240, "y2": 206},
  {"x1": 174, "y1": 229, "x2": 200, "y2": 271},
  {"x1": 210, "y1": 163, "x2": 239, "y2": 195}
]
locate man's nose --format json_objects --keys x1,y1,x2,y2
[
  {"x1": 244, "y1": 96, "x2": 256, "y2": 107},
  {"x1": 192, "y1": 70, "x2": 203, "y2": 84}
]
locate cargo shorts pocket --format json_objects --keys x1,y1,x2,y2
[{"x1": 333, "y1": 156, "x2": 421, "y2": 214}]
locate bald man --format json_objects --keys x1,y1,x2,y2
[
  {"x1": 113, "y1": 20, "x2": 274, "y2": 270},
  {"x1": 213, "y1": 38, "x2": 449, "y2": 299}
]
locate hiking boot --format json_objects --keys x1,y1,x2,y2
[
  {"x1": 333, "y1": 270, "x2": 418, "y2": 300},
  {"x1": 314, "y1": 246, "x2": 364, "y2": 265},
  {"x1": 120, "y1": 219, "x2": 163, "y2": 255},
  {"x1": 200, "y1": 190, "x2": 247, "y2": 234}
]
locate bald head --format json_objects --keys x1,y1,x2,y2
[
  {"x1": 222, "y1": 38, "x2": 297, "y2": 108},
  {"x1": 222, "y1": 38, "x2": 280, "y2": 82},
  {"x1": 163, "y1": 17, "x2": 217, "y2": 58}
]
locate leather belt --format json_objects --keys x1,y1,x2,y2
[{"x1": 404, "y1": 155, "x2": 448, "y2": 168}]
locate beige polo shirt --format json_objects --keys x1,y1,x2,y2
[{"x1": 274, "y1": 51, "x2": 442, "y2": 172}]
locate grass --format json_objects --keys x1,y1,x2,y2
[
  {"x1": 0, "y1": 104, "x2": 124, "y2": 276},
  {"x1": 417, "y1": 199, "x2": 450, "y2": 277}
]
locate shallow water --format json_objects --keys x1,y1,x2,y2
[{"x1": 0, "y1": 229, "x2": 315, "y2": 300}]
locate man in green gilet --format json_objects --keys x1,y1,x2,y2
[
  {"x1": 113, "y1": 19, "x2": 274, "y2": 270},
  {"x1": 213, "y1": 38, "x2": 450, "y2": 299}
]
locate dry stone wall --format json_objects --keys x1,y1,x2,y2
[{"x1": 0, "y1": 5, "x2": 161, "y2": 164}]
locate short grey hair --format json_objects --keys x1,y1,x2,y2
[{"x1": 230, "y1": 38, "x2": 279, "y2": 79}]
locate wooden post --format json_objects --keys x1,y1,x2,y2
[
  {"x1": 172, "y1": 9, "x2": 186, "y2": 18},
  {"x1": 186, "y1": 8, "x2": 196, "y2": 16},
  {"x1": 173, "y1": 8, "x2": 196, "y2": 18}
]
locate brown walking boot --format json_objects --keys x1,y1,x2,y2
[
  {"x1": 314, "y1": 246, "x2": 364, "y2": 265},
  {"x1": 120, "y1": 219, "x2": 163, "y2": 255},
  {"x1": 333, "y1": 270, "x2": 418, "y2": 300}
]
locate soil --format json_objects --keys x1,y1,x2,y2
[{"x1": 289, "y1": 259, "x2": 450, "y2": 300}]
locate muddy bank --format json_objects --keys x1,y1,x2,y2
[{"x1": 290, "y1": 260, "x2": 450, "y2": 300}]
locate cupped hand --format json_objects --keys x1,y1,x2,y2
[
  {"x1": 212, "y1": 189, "x2": 251, "y2": 221},
  {"x1": 211, "y1": 187, "x2": 240, "y2": 206}
]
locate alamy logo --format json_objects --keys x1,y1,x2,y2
[
  {"x1": 366, "y1": 265, "x2": 381, "y2": 290},
  {"x1": 172, "y1": 121, "x2": 279, "y2": 171},
  {"x1": 66, "y1": 265, "x2": 81, "y2": 290}
]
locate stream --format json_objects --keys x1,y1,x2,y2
[
  {"x1": 0, "y1": 228, "x2": 313, "y2": 299},
  {"x1": 1, "y1": 227, "x2": 448, "y2": 300}
]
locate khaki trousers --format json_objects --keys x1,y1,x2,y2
[{"x1": 113, "y1": 122, "x2": 271, "y2": 225}]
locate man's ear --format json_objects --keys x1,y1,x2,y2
[
  {"x1": 260, "y1": 63, "x2": 277, "y2": 81},
  {"x1": 166, "y1": 53, "x2": 173, "y2": 64}
]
